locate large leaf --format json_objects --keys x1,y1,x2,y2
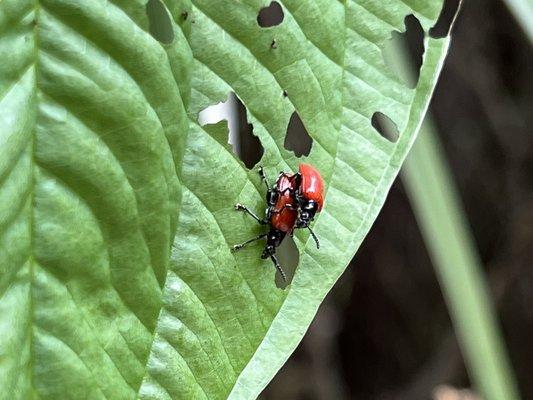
[
  {"x1": 0, "y1": 0, "x2": 190, "y2": 398},
  {"x1": 140, "y1": 0, "x2": 451, "y2": 399}
]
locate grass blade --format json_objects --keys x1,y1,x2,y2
[{"x1": 402, "y1": 120, "x2": 522, "y2": 400}]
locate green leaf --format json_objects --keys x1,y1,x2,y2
[
  {"x1": 0, "y1": 0, "x2": 190, "y2": 398},
  {"x1": 140, "y1": 1, "x2": 451, "y2": 399}
]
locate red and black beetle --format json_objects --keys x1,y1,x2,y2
[
  {"x1": 294, "y1": 163, "x2": 324, "y2": 228},
  {"x1": 232, "y1": 164, "x2": 325, "y2": 281}
]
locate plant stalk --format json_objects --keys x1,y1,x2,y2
[
  {"x1": 402, "y1": 121, "x2": 521, "y2": 400},
  {"x1": 386, "y1": 35, "x2": 522, "y2": 399}
]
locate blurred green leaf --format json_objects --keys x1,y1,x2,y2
[
  {"x1": 0, "y1": 0, "x2": 190, "y2": 398},
  {"x1": 140, "y1": 1, "x2": 451, "y2": 399},
  {"x1": 501, "y1": 0, "x2": 533, "y2": 43}
]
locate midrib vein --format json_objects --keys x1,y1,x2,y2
[{"x1": 28, "y1": 0, "x2": 40, "y2": 397}]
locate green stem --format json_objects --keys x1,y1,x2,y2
[
  {"x1": 402, "y1": 120, "x2": 521, "y2": 400},
  {"x1": 383, "y1": 30, "x2": 522, "y2": 399}
]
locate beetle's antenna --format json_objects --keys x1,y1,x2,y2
[
  {"x1": 307, "y1": 226, "x2": 320, "y2": 249},
  {"x1": 270, "y1": 254, "x2": 287, "y2": 282}
]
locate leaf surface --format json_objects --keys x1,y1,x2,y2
[
  {"x1": 140, "y1": 0, "x2": 450, "y2": 399},
  {"x1": 0, "y1": 0, "x2": 190, "y2": 398}
]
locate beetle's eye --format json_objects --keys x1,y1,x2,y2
[{"x1": 305, "y1": 201, "x2": 317, "y2": 211}]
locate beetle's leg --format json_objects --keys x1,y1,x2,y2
[
  {"x1": 258, "y1": 166, "x2": 271, "y2": 191},
  {"x1": 235, "y1": 203, "x2": 267, "y2": 224},
  {"x1": 232, "y1": 233, "x2": 268, "y2": 252},
  {"x1": 270, "y1": 254, "x2": 287, "y2": 282}
]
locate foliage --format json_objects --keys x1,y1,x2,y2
[
  {"x1": 0, "y1": 0, "x2": 190, "y2": 398},
  {"x1": 0, "y1": 0, "x2": 451, "y2": 399},
  {"x1": 141, "y1": 0, "x2": 449, "y2": 399}
]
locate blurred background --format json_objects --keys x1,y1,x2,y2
[
  {"x1": 260, "y1": 0, "x2": 533, "y2": 398},
  {"x1": 200, "y1": 0, "x2": 532, "y2": 398}
]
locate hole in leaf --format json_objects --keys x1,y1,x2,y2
[
  {"x1": 382, "y1": 15, "x2": 424, "y2": 89},
  {"x1": 257, "y1": 1, "x2": 284, "y2": 27},
  {"x1": 371, "y1": 112, "x2": 400, "y2": 142},
  {"x1": 284, "y1": 112, "x2": 313, "y2": 157},
  {"x1": 430, "y1": 0, "x2": 462, "y2": 38},
  {"x1": 146, "y1": 0, "x2": 175, "y2": 44},
  {"x1": 235, "y1": 96, "x2": 264, "y2": 169},
  {"x1": 198, "y1": 93, "x2": 264, "y2": 169},
  {"x1": 275, "y1": 235, "x2": 299, "y2": 289},
  {"x1": 403, "y1": 15, "x2": 424, "y2": 84},
  {"x1": 198, "y1": 94, "x2": 240, "y2": 154}
]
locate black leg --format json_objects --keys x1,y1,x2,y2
[
  {"x1": 235, "y1": 203, "x2": 266, "y2": 224},
  {"x1": 270, "y1": 254, "x2": 287, "y2": 282},
  {"x1": 258, "y1": 166, "x2": 271, "y2": 191},
  {"x1": 232, "y1": 233, "x2": 268, "y2": 252}
]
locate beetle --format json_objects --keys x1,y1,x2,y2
[
  {"x1": 232, "y1": 164, "x2": 324, "y2": 281},
  {"x1": 293, "y1": 163, "x2": 324, "y2": 230}
]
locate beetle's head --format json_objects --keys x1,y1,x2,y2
[{"x1": 296, "y1": 199, "x2": 318, "y2": 228}]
